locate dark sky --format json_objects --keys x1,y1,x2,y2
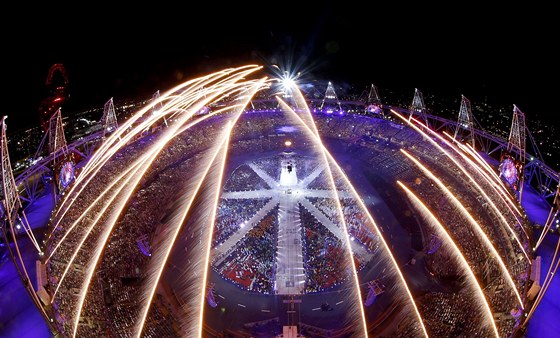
[{"x1": 2, "y1": 3, "x2": 556, "y2": 132}]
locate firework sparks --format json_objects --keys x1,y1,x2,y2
[
  {"x1": 392, "y1": 111, "x2": 529, "y2": 261},
  {"x1": 398, "y1": 181, "x2": 499, "y2": 337},
  {"x1": 400, "y1": 149, "x2": 524, "y2": 308},
  {"x1": 277, "y1": 87, "x2": 429, "y2": 337}
]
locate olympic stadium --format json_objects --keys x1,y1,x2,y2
[{"x1": 1, "y1": 65, "x2": 559, "y2": 337}]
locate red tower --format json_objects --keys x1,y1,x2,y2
[{"x1": 38, "y1": 64, "x2": 69, "y2": 131}]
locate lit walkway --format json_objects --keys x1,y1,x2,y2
[
  {"x1": 248, "y1": 162, "x2": 277, "y2": 188},
  {"x1": 221, "y1": 189, "x2": 274, "y2": 199},
  {"x1": 274, "y1": 190, "x2": 305, "y2": 295},
  {"x1": 300, "y1": 189, "x2": 352, "y2": 199},
  {"x1": 299, "y1": 165, "x2": 324, "y2": 187}
]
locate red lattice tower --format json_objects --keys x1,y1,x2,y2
[{"x1": 39, "y1": 64, "x2": 69, "y2": 131}]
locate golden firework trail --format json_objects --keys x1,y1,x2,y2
[
  {"x1": 277, "y1": 85, "x2": 429, "y2": 337},
  {"x1": 392, "y1": 111, "x2": 529, "y2": 261},
  {"x1": 400, "y1": 149, "x2": 524, "y2": 308},
  {"x1": 398, "y1": 181, "x2": 499, "y2": 338}
]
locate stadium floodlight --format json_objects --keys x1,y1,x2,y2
[
  {"x1": 279, "y1": 70, "x2": 298, "y2": 93},
  {"x1": 282, "y1": 76, "x2": 295, "y2": 90}
]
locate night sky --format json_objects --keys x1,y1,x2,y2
[{"x1": 2, "y1": 4, "x2": 556, "y2": 133}]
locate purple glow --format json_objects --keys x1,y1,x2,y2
[
  {"x1": 276, "y1": 125, "x2": 298, "y2": 133},
  {"x1": 59, "y1": 161, "x2": 75, "y2": 189},
  {"x1": 500, "y1": 158, "x2": 518, "y2": 186},
  {"x1": 367, "y1": 104, "x2": 381, "y2": 114},
  {"x1": 137, "y1": 239, "x2": 151, "y2": 257},
  {"x1": 0, "y1": 193, "x2": 54, "y2": 337}
]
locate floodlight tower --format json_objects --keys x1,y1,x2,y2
[
  {"x1": 48, "y1": 108, "x2": 67, "y2": 167},
  {"x1": 101, "y1": 97, "x2": 118, "y2": 138},
  {"x1": 320, "y1": 81, "x2": 342, "y2": 113},
  {"x1": 151, "y1": 90, "x2": 167, "y2": 126},
  {"x1": 409, "y1": 88, "x2": 429, "y2": 126},
  {"x1": 507, "y1": 105, "x2": 527, "y2": 201},
  {"x1": 453, "y1": 95, "x2": 476, "y2": 148}
]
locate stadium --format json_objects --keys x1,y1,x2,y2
[{"x1": 2, "y1": 65, "x2": 558, "y2": 337}]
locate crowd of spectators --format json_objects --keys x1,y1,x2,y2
[
  {"x1": 425, "y1": 244, "x2": 462, "y2": 279},
  {"x1": 306, "y1": 196, "x2": 378, "y2": 256},
  {"x1": 223, "y1": 164, "x2": 268, "y2": 191},
  {"x1": 46, "y1": 115, "x2": 229, "y2": 336},
  {"x1": 213, "y1": 197, "x2": 270, "y2": 247},
  {"x1": 419, "y1": 291, "x2": 494, "y2": 337},
  {"x1": 299, "y1": 204, "x2": 348, "y2": 292},
  {"x1": 213, "y1": 209, "x2": 278, "y2": 294},
  {"x1": 315, "y1": 111, "x2": 529, "y2": 335},
  {"x1": 44, "y1": 105, "x2": 531, "y2": 336}
]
